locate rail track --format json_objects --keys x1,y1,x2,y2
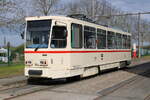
[
  {"x1": 2, "y1": 85, "x2": 55, "y2": 100},
  {"x1": 0, "y1": 80, "x2": 27, "y2": 93},
  {"x1": 144, "y1": 94, "x2": 150, "y2": 100},
  {"x1": 95, "y1": 67, "x2": 150, "y2": 100},
  {"x1": 0, "y1": 79, "x2": 68, "y2": 100}
]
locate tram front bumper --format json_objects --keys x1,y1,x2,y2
[
  {"x1": 28, "y1": 70, "x2": 42, "y2": 75},
  {"x1": 25, "y1": 67, "x2": 83, "y2": 79},
  {"x1": 25, "y1": 67, "x2": 70, "y2": 79}
]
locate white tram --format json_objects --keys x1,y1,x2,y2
[{"x1": 24, "y1": 15, "x2": 131, "y2": 80}]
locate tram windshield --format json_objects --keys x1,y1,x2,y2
[{"x1": 26, "y1": 20, "x2": 51, "y2": 48}]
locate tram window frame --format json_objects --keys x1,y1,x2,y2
[
  {"x1": 71, "y1": 23, "x2": 83, "y2": 48},
  {"x1": 50, "y1": 26, "x2": 67, "y2": 48},
  {"x1": 97, "y1": 28, "x2": 106, "y2": 49},
  {"x1": 116, "y1": 33, "x2": 122, "y2": 49},
  {"x1": 84, "y1": 26, "x2": 96, "y2": 49},
  {"x1": 127, "y1": 35, "x2": 131, "y2": 49},
  {"x1": 122, "y1": 35, "x2": 127, "y2": 49},
  {"x1": 107, "y1": 31, "x2": 115, "y2": 49}
]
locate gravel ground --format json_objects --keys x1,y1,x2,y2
[{"x1": 0, "y1": 76, "x2": 26, "y2": 86}]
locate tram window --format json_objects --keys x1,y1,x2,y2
[
  {"x1": 84, "y1": 26, "x2": 96, "y2": 49},
  {"x1": 26, "y1": 20, "x2": 51, "y2": 48},
  {"x1": 50, "y1": 26, "x2": 67, "y2": 48},
  {"x1": 127, "y1": 36, "x2": 131, "y2": 49},
  {"x1": 126, "y1": 36, "x2": 128, "y2": 49},
  {"x1": 97, "y1": 29, "x2": 106, "y2": 49},
  {"x1": 107, "y1": 31, "x2": 115, "y2": 49},
  {"x1": 122, "y1": 35, "x2": 127, "y2": 49},
  {"x1": 71, "y1": 24, "x2": 82, "y2": 48},
  {"x1": 116, "y1": 33, "x2": 122, "y2": 49}
]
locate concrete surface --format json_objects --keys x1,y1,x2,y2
[
  {"x1": 11, "y1": 61, "x2": 150, "y2": 100},
  {"x1": 0, "y1": 76, "x2": 26, "y2": 85},
  {"x1": 97, "y1": 74, "x2": 150, "y2": 100}
]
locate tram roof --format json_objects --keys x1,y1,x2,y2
[{"x1": 26, "y1": 16, "x2": 131, "y2": 36}]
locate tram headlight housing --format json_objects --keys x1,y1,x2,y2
[
  {"x1": 40, "y1": 60, "x2": 48, "y2": 66},
  {"x1": 25, "y1": 61, "x2": 32, "y2": 66}
]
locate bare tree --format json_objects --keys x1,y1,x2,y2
[
  {"x1": 0, "y1": 0, "x2": 15, "y2": 26},
  {"x1": 64, "y1": 0, "x2": 150, "y2": 44},
  {"x1": 0, "y1": 0, "x2": 27, "y2": 40},
  {"x1": 0, "y1": 0, "x2": 25, "y2": 27},
  {"x1": 1, "y1": 0, "x2": 150, "y2": 45},
  {"x1": 32, "y1": 0, "x2": 60, "y2": 16}
]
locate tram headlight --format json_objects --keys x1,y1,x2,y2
[
  {"x1": 25, "y1": 61, "x2": 32, "y2": 66},
  {"x1": 40, "y1": 60, "x2": 48, "y2": 66}
]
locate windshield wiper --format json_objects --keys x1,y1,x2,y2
[{"x1": 34, "y1": 45, "x2": 41, "y2": 51}]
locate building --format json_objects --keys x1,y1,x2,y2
[{"x1": 0, "y1": 48, "x2": 9, "y2": 63}]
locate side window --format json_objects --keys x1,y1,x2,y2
[
  {"x1": 122, "y1": 35, "x2": 127, "y2": 49},
  {"x1": 71, "y1": 24, "x2": 82, "y2": 48},
  {"x1": 97, "y1": 29, "x2": 106, "y2": 49},
  {"x1": 127, "y1": 36, "x2": 131, "y2": 49},
  {"x1": 50, "y1": 26, "x2": 67, "y2": 48},
  {"x1": 116, "y1": 33, "x2": 122, "y2": 49},
  {"x1": 84, "y1": 26, "x2": 96, "y2": 49},
  {"x1": 107, "y1": 31, "x2": 115, "y2": 49}
]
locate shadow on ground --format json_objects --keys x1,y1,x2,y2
[{"x1": 123, "y1": 61, "x2": 150, "y2": 78}]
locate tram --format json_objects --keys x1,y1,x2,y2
[{"x1": 24, "y1": 15, "x2": 131, "y2": 80}]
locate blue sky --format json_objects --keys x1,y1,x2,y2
[
  {"x1": 0, "y1": 34, "x2": 23, "y2": 47},
  {"x1": 107, "y1": 0, "x2": 150, "y2": 12},
  {"x1": 106, "y1": 0, "x2": 150, "y2": 20},
  {"x1": 0, "y1": 27, "x2": 24, "y2": 47}
]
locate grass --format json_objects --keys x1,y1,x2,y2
[{"x1": 0, "y1": 64, "x2": 24, "y2": 78}]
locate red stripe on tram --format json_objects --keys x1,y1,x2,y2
[{"x1": 24, "y1": 50, "x2": 131, "y2": 53}]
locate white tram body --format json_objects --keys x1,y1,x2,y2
[{"x1": 24, "y1": 16, "x2": 131, "y2": 79}]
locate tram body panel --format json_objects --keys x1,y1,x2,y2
[{"x1": 24, "y1": 16, "x2": 131, "y2": 79}]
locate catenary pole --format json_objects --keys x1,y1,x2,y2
[{"x1": 137, "y1": 13, "x2": 141, "y2": 58}]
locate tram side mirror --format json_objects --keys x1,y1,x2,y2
[{"x1": 21, "y1": 31, "x2": 25, "y2": 39}]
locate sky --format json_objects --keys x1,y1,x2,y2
[
  {"x1": 0, "y1": 27, "x2": 24, "y2": 47},
  {"x1": 0, "y1": 0, "x2": 150, "y2": 47},
  {"x1": 0, "y1": 34, "x2": 23, "y2": 47},
  {"x1": 106, "y1": 0, "x2": 150, "y2": 12},
  {"x1": 106, "y1": 0, "x2": 150, "y2": 20}
]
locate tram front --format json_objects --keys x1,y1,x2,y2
[{"x1": 24, "y1": 17, "x2": 70, "y2": 80}]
